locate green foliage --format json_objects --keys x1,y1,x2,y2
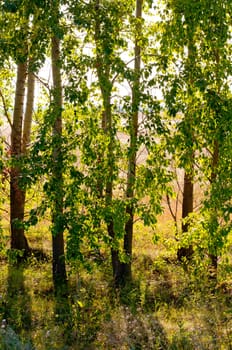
[
  {"x1": 154, "y1": 0, "x2": 232, "y2": 265},
  {"x1": 0, "y1": 5, "x2": 231, "y2": 348},
  {"x1": 0, "y1": 1, "x2": 49, "y2": 68}
]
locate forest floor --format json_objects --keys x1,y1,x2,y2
[{"x1": 0, "y1": 214, "x2": 232, "y2": 349}]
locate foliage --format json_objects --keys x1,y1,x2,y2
[{"x1": 0, "y1": 1, "x2": 231, "y2": 347}]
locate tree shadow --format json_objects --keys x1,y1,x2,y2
[
  {"x1": 54, "y1": 290, "x2": 72, "y2": 327},
  {"x1": 53, "y1": 276, "x2": 108, "y2": 350},
  {"x1": 117, "y1": 284, "x2": 169, "y2": 349},
  {"x1": 3, "y1": 262, "x2": 33, "y2": 347}
]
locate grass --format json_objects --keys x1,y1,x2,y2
[{"x1": 0, "y1": 218, "x2": 232, "y2": 349}]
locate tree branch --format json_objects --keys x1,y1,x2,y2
[{"x1": 0, "y1": 89, "x2": 12, "y2": 128}]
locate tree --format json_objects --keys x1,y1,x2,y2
[
  {"x1": 121, "y1": 0, "x2": 143, "y2": 283},
  {"x1": 93, "y1": 0, "x2": 121, "y2": 284},
  {"x1": 10, "y1": 61, "x2": 30, "y2": 254},
  {"x1": 50, "y1": 0, "x2": 67, "y2": 291},
  {"x1": 69, "y1": 0, "x2": 134, "y2": 284},
  {"x1": 11, "y1": 59, "x2": 36, "y2": 254},
  {"x1": 1, "y1": 1, "x2": 48, "y2": 257},
  {"x1": 0, "y1": 4, "x2": 33, "y2": 254},
  {"x1": 68, "y1": 0, "x2": 167, "y2": 285},
  {"x1": 158, "y1": 0, "x2": 232, "y2": 271}
]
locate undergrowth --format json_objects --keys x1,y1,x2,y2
[{"x1": 0, "y1": 222, "x2": 231, "y2": 349}]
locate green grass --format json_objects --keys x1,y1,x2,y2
[{"x1": 0, "y1": 220, "x2": 231, "y2": 349}]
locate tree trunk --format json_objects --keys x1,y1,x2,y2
[
  {"x1": 121, "y1": 0, "x2": 142, "y2": 284},
  {"x1": 104, "y1": 93, "x2": 122, "y2": 285},
  {"x1": 182, "y1": 172, "x2": 193, "y2": 231},
  {"x1": 51, "y1": 34, "x2": 67, "y2": 292},
  {"x1": 208, "y1": 47, "x2": 222, "y2": 276},
  {"x1": 177, "y1": 32, "x2": 195, "y2": 263},
  {"x1": 10, "y1": 62, "x2": 30, "y2": 254},
  {"x1": 94, "y1": 0, "x2": 122, "y2": 285},
  {"x1": 177, "y1": 169, "x2": 194, "y2": 261},
  {"x1": 22, "y1": 68, "x2": 35, "y2": 154},
  {"x1": 208, "y1": 140, "x2": 219, "y2": 273}
]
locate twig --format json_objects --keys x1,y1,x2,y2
[
  {"x1": 166, "y1": 194, "x2": 176, "y2": 222},
  {"x1": 111, "y1": 57, "x2": 136, "y2": 85},
  {"x1": 0, "y1": 89, "x2": 12, "y2": 128},
  {"x1": 33, "y1": 73, "x2": 51, "y2": 92},
  {"x1": 0, "y1": 207, "x2": 9, "y2": 214},
  {"x1": 166, "y1": 193, "x2": 179, "y2": 238},
  {"x1": 175, "y1": 167, "x2": 183, "y2": 195}
]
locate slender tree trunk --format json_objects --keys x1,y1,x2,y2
[
  {"x1": 51, "y1": 34, "x2": 67, "y2": 292},
  {"x1": 22, "y1": 68, "x2": 35, "y2": 154},
  {"x1": 94, "y1": 0, "x2": 122, "y2": 285},
  {"x1": 18, "y1": 65, "x2": 35, "y2": 258},
  {"x1": 209, "y1": 140, "x2": 219, "y2": 272},
  {"x1": 104, "y1": 97, "x2": 122, "y2": 284},
  {"x1": 208, "y1": 48, "x2": 220, "y2": 275},
  {"x1": 10, "y1": 62, "x2": 30, "y2": 254},
  {"x1": 103, "y1": 89, "x2": 122, "y2": 285},
  {"x1": 94, "y1": 0, "x2": 103, "y2": 201},
  {"x1": 121, "y1": 0, "x2": 142, "y2": 284},
  {"x1": 177, "y1": 31, "x2": 195, "y2": 262}
]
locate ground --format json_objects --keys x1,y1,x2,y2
[{"x1": 0, "y1": 216, "x2": 231, "y2": 349}]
